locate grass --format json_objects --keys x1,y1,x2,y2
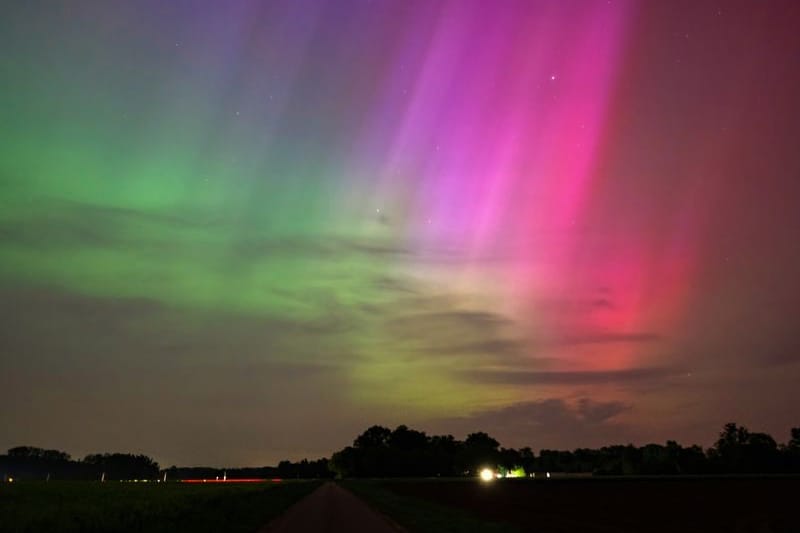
[
  {"x1": 0, "y1": 480, "x2": 320, "y2": 533},
  {"x1": 341, "y1": 479, "x2": 521, "y2": 533}
]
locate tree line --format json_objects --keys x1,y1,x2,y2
[
  {"x1": 1, "y1": 447, "x2": 159, "y2": 481},
  {"x1": 162, "y1": 458, "x2": 332, "y2": 481},
  {"x1": 329, "y1": 423, "x2": 800, "y2": 477},
  {"x1": 0, "y1": 446, "x2": 331, "y2": 481},
  {"x1": 3, "y1": 423, "x2": 799, "y2": 481}
]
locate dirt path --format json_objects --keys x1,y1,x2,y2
[{"x1": 261, "y1": 482, "x2": 404, "y2": 533}]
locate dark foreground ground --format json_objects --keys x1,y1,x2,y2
[
  {"x1": 0, "y1": 480, "x2": 319, "y2": 533},
  {"x1": 2, "y1": 477, "x2": 797, "y2": 533},
  {"x1": 261, "y1": 482, "x2": 401, "y2": 533},
  {"x1": 348, "y1": 476, "x2": 800, "y2": 533}
]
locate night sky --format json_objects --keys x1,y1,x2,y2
[{"x1": 2, "y1": 0, "x2": 799, "y2": 467}]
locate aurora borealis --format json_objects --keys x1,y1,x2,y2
[{"x1": 2, "y1": 0, "x2": 799, "y2": 466}]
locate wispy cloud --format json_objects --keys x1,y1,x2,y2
[
  {"x1": 431, "y1": 397, "x2": 632, "y2": 450},
  {"x1": 461, "y1": 366, "x2": 682, "y2": 385}
]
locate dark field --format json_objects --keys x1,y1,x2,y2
[
  {"x1": 352, "y1": 477, "x2": 800, "y2": 533},
  {"x1": 0, "y1": 480, "x2": 319, "y2": 533}
]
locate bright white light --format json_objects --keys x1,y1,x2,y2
[
  {"x1": 546, "y1": 472, "x2": 551, "y2": 478},
  {"x1": 479, "y1": 468, "x2": 494, "y2": 482},
  {"x1": 7, "y1": 477, "x2": 13, "y2": 483}
]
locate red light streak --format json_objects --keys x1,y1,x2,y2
[{"x1": 180, "y1": 478, "x2": 282, "y2": 483}]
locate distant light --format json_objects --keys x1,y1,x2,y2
[
  {"x1": 507, "y1": 467, "x2": 525, "y2": 478},
  {"x1": 7, "y1": 477, "x2": 12, "y2": 483},
  {"x1": 546, "y1": 472, "x2": 551, "y2": 478},
  {"x1": 480, "y1": 468, "x2": 494, "y2": 482}
]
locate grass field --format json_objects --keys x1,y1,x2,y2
[
  {"x1": 347, "y1": 476, "x2": 799, "y2": 533},
  {"x1": 0, "y1": 480, "x2": 320, "y2": 533}
]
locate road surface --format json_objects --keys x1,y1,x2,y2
[{"x1": 262, "y1": 482, "x2": 404, "y2": 533}]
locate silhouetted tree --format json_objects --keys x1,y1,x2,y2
[
  {"x1": 429, "y1": 435, "x2": 460, "y2": 476},
  {"x1": 498, "y1": 447, "x2": 522, "y2": 473},
  {"x1": 82, "y1": 453, "x2": 159, "y2": 480},
  {"x1": 7, "y1": 446, "x2": 71, "y2": 462},
  {"x1": 784, "y1": 427, "x2": 800, "y2": 472},
  {"x1": 517, "y1": 447, "x2": 536, "y2": 474},
  {"x1": 786, "y1": 427, "x2": 800, "y2": 450},
  {"x1": 330, "y1": 446, "x2": 359, "y2": 478},
  {"x1": 354, "y1": 426, "x2": 392, "y2": 449},
  {"x1": 386, "y1": 425, "x2": 429, "y2": 476},
  {"x1": 457, "y1": 432, "x2": 500, "y2": 474},
  {"x1": 708, "y1": 423, "x2": 783, "y2": 473}
]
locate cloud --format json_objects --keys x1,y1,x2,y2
[
  {"x1": 372, "y1": 302, "x2": 526, "y2": 365},
  {"x1": 0, "y1": 199, "x2": 217, "y2": 251},
  {"x1": 0, "y1": 197, "x2": 417, "y2": 263},
  {"x1": 590, "y1": 298, "x2": 615, "y2": 309},
  {"x1": 442, "y1": 339, "x2": 527, "y2": 357},
  {"x1": 0, "y1": 285, "x2": 358, "y2": 369},
  {"x1": 386, "y1": 309, "x2": 512, "y2": 336},
  {"x1": 430, "y1": 397, "x2": 632, "y2": 450},
  {"x1": 576, "y1": 397, "x2": 629, "y2": 424},
  {"x1": 461, "y1": 366, "x2": 682, "y2": 385},
  {"x1": 554, "y1": 332, "x2": 661, "y2": 345},
  {"x1": 371, "y1": 276, "x2": 421, "y2": 294}
]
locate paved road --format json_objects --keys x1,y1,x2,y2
[{"x1": 262, "y1": 482, "x2": 404, "y2": 533}]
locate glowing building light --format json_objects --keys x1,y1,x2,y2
[
  {"x1": 507, "y1": 467, "x2": 525, "y2": 478},
  {"x1": 479, "y1": 468, "x2": 494, "y2": 482}
]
